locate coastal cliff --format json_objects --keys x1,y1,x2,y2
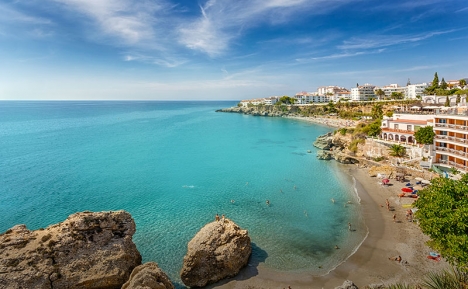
[
  {"x1": 0, "y1": 211, "x2": 142, "y2": 289},
  {"x1": 314, "y1": 132, "x2": 360, "y2": 164},
  {"x1": 180, "y1": 218, "x2": 251, "y2": 288},
  {"x1": 216, "y1": 106, "x2": 299, "y2": 117}
]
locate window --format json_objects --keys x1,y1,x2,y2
[
  {"x1": 407, "y1": 125, "x2": 411, "y2": 131},
  {"x1": 394, "y1": 124, "x2": 399, "y2": 129}
]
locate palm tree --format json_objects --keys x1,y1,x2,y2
[
  {"x1": 376, "y1": 89, "x2": 385, "y2": 100},
  {"x1": 389, "y1": 144, "x2": 406, "y2": 157}
]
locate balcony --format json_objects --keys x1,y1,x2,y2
[
  {"x1": 434, "y1": 123, "x2": 468, "y2": 131},
  {"x1": 435, "y1": 135, "x2": 468, "y2": 145},
  {"x1": 435, "y1": 159, "x2": 468, "y2": 172},
  {"x1": 381, "y1": 128, "x2": 414, "y2": 134}
]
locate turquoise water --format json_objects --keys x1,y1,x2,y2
[{"x1": 0, "y1": 101, "x2": 365, "y2": 286}]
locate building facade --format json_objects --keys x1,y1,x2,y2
[
  {"x1": 433, "y1": 114, "x2": 468, "y2": 172},
  {"x1": 351, "y1": 84, "x2": 376, "y2": 101},
  {"x1": 406, "y1": 83, "x2": 429, "y2": 99}
]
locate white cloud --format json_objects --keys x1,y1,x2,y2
[
  {"x1": 123, "y1": 53, "x2": 188, "y2": 68},
  {"x1": 338, "y1": 30, "x2": 456, "y2": 50},
  {"x1": 52, "y1": 0, "x2": 166, "y2": 47},
  {"x1": 177, "y1": 0, "x2": 353, "y2": 56}
]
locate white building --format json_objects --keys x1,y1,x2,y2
[
  {"x1": 263, "y1": 96, "x2": 278, "y2": 105},
  {"x1": 406, "y1": 83, "x2": 429, "y2": 99},
  {"x1": 377, "y1": 84, "x2": 407, "y2": 99},
  {"x1": 351, "y1": 83, "x2": 376, "y2": 101}
]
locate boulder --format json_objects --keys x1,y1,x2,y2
[
  {"x1": 313, "y1": 132, "x2": 334, "y2": 150},
  {"x1": 122, "y1": 262, "x2": 174, "y2": 289},
  {"x1": 335, "y1": 280, "x2": 359, "y2": 289},
  {"x1": 0, "y1": 210, "x2": 141, "y2": 289},
  {"x1": 180, "y1": 219, "x2": 251, "y2": 287},
  {"x1": 317, "y1": 150, "x2": 333, "y2": 160},
  {"x1": 333, "y1": 152, "x2": 359, "y2": 164}
]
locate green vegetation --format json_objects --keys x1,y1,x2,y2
[
  {"x1": 338, "y1": 128, "x2": 347, "y2": 135},
  {"x1": 414, "y1": 126, "x2": 435, "y2": 145},
  {"x1": 348, "y1": 138, "x2": 365, "y2": 153},
  {"x1": 388, "y1": 144, "x2": 406, "y2": 157},
  {"x1": 275, "y1": 96, "x2": 296, "y2": 105},
  {"x1": 460, "y1": 79, "x2": 467, "y2": 86},
  {"x1": 371, "y1": 104, "x2": 383, "y2": 119},
  {"x1": 376, "y1": 88, "x2": 385, "y2": 100},
  {"x1": 415, "y1": 174, "x2": 468, "y2": 270},
  {"x1": 391, "y1": 92, "x2": 404, "y2": 100}
]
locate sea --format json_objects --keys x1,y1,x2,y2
[{"x1": 0, "y1": 101, "x2": 366, "y2": 287}]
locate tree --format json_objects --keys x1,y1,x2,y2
[
  {"x1": 414, "y1": 174, "x2": 468, "y2": 269},
  {"x1": 441, "y1": 77, "x2": 448, "y2": 90},
  {"x1": 391, "y1": 92, "x2": 404, "y2": 100},
  {"x1": 414, "y1": 125, "x2": 435, "y2": 145},
  {"x1": 376, "y1": 89, "x2": 385, "y2": 100},
  {"x1": 460, "y1": 79, "x2": 467, "y2": 87},
  {"x1": 365, "y1": 121, "x2": 382, "y2": 137},
  {"x1": 445, "y1": 95, "x2": 450, "y2": 107},
  {"x1": 432, "y1": 72, "x2": 440, "y2": 89},
  {"x1": 388, "y1": 144, "x2": 406, "y2": 157},
  {"x1": 371, "y1": 104, "x2": 383, "y2": 119},
  {"x1": 276, "y1": 96, "x2": 295, "y2": 105},
  {"x1": 457, "y1": 94, "x2": 461, "y2": 104}
]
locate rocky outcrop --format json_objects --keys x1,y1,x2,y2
[
  {"x1": 0, "y1": 210, "x2": 141, "y2": 289},
  {"x1": 180, "y1": 219, "x2": 251, "y2": 287},
  {"x1": 216, "y1": 106, "x2": 297, "y2": 117},
  {"x1": 335, "y1": 280, "x2": 359, "y2": 289},
  {"x1": 317, "y1": 150, "x2": 333, "y2": 160},
  {"x1": 313, "y1": 132, "x2": 334, "y2": 150},
  {"x1": 122, "y1": 262, "x2": 174, "y2": 289}
]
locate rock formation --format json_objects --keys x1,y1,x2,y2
[
  {"x1": 122, "y1": 262, "x2": 174, "y2": 289},
  {"x1": 0, "y1": 210, "x2": 141, "y2": 289},
  {"x1": 180, "y1": 218, "x2": 251, "y2": 287},
  {"x1": 313, "y1": 132, "x2": 334, "y2": 150}
]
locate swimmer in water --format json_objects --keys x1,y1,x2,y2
[
  {"x1": 266, "y1": 200, "x2": 270, "y2": 206},
  {"x1": 331, "y1": 198, "x2": 335, "y2": 203},
  {"x1": 335, "y1": 245, "x2": 339, "y2": 249}
]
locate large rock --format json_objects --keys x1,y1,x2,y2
[
  {"x1": 317, "y1": 150, "x2": 333, "y2": 160},
  {"x1": 122, "y1": 262, "x2": 174, "y2": 289},
  {"x1": 180, "y1": 219, "x2": 251, "y2": 287},
  {"x1": 0, "y1": 210, "x2": 142, "y2": 289},
  {"x1": 313, "y1": 132, "x2": 334, "y2": 150}
]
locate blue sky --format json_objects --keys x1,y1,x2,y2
[{"x1": 0, "y1": 0, "x2": 467, "y2": 100}]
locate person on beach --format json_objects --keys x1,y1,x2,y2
[
  {"x1": 389, "y1": 255, "x2": 402, "y2": 262},
  {"x1": 221, "y1": 214, "x2": 225, "y2": 222},
  {"x1": 215, "y1": 214, "x2": 220, "y2": 221},
  {"x1": 386, "y1": 199, "x2": 390, "y2": 211},
  {"x1": 393, "y1": 214, "x2": 396, "y2": 222},
  {"x1": 348, "y1": 222, "x2": 352, "y2": 231}
]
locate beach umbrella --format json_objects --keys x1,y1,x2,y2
[
  {"x1": 382, "y1": 178, "x2": 390, "y2": 184},
  {"x1": 402, "y1": 187, "x2": 413, "y2": 193}
]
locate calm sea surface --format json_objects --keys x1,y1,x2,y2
[{"x1": 0, "y1": 101, "x2": 366, "y2": 286}]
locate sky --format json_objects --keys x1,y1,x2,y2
[{"x1": 0, "y1": 0, "x2": 467, "y2": 100}]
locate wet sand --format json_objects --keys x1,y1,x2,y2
[{"x1": 211, "y1": 165, "x2": 448, "y2": 289}]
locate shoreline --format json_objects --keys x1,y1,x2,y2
[
  {"x1": 284, "y1": 115, "x2": 359, "y2": 129},
  {"x1": 212, "y1": 163, "x2": 448, "y2": 288}
]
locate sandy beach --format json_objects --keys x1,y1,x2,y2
[
  {"x1": 211, "y1": 164, "x2": 449, "y2": 289},
  {"x1": 285, "y1": 116, "x2": 359, "y2": 128}
]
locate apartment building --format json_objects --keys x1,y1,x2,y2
[
  {"x1": 351, "y1": 83, "x2": 376, "y2": 101},
  {"x1": 433, "y1": 111, "x2": 468, "y2": 172},
  {"x1": 378, "y1": 84, "x2": 407, "y2": 99},
  {"x1": 406, "y1": 83, "x2": 429, "y2": 99}
]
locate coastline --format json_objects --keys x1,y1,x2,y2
[
  {"x1": 212, "y1": 163, "x2": 448, "y2": 289},
  {"x1": 285, "y1": 115, "x2": 359, "y2": 129}
]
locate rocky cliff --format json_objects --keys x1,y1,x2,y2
[
  {"x1": 216, "y1": 106, "x2": 297, "y2": 117},
  {"x1": 314, "y1": 132, "x2": 359, "y2": 164},
  {"x1": 180, "y1": 218, "x2": 251, "y2": 288},
  {"x1": 0, "y1": 211, "x2": 142, "y2": 289}
]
